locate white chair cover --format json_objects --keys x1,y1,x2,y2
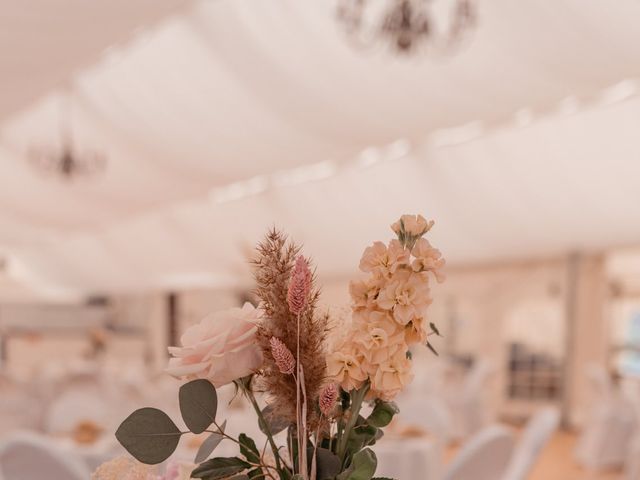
[
  {"x1": 44, "y1": 387, "x2": 110, "y2": 434},
  {"x1": 586, "y1": 365, "x2": 614, "y2": 401},
  {"x1": 445, "y1": 359, "x2": 493, "y2": 439},
  {"x1": 575, "y1": 366, "x2": 637, "y2": 470},
  {"x1": 0, "y1": 431, "x2": 90, "y2": 480},
  {"x1": 398, "y1": 395, "x2": 454, "y2": 445},
  {"x1": 444, "y1": 425, "x2": 515, "y2": 480},
  {"x1": 0, "y1": 389, "x2": 42, "y2": 436},
  {"x1": 501, "y1": 407, "x2": 560, "y2": 480},
  {"x1": 625, "y1": 433, "x2": 640, "y2": 480},
  {"x1": 375, "y1": 437, "x2": 441, "y2": 480}
]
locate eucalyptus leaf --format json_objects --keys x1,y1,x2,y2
[
  {"x1": 239, "y1": 433, "x2": 261, "y2": 464},
  {"x1": 179, "y1": 379, "x2": 218, "y2": 434},
  {"x1": 315, "y1": 448, "x2": 341, "y2": 480},
  {"x1": 115, "y1": 407, "x2": 182, "y2": 465},
  {"x1": 367, "y1": 401, "x2": 399, "y2": 428},
  {"x1": 194, "y1": 420, "x2": 227, "y2": 463},
  {"x1": 372, "y1": 477, "x2": 395, "y2": 480},
  {"x1": 347, "y1": 424, "x2": 379, "y2": 452},
  {"x1": 346, "y1": 448, "x2": 377, "y2": 480},
  {"x1": 191, "y1": 457, "x2": 251, "y2": 479},
  {"x1": 429, "y1": 322, "x2": 441, "y2": 337},
  {"x1": 259, "y1": 404, "x2": 290, "y2": 435},
  {"x1": 230, "y1": 476, "x2": 251, "y2": 480}
]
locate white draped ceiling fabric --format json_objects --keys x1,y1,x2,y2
[{"x1": 1, "y1": 0, "x2": 640, "y2": 298}]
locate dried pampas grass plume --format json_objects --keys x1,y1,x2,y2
[{"x1": 253, "y1": 229, "x2": 329, "y2": 428}]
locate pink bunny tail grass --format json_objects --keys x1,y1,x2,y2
[
  {"x1": 319, "y1": 383, "x2": 339, "y2": 417},
  {"x1": 270, "y1": 336, "x2": 296, "y2": 375},
  {"x1": 287, "y1": 256, "x2": 312, "y2": 315}
]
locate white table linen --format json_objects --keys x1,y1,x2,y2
[{"x1": 375, "y1": 437, "x2": 441, "y2": 480}]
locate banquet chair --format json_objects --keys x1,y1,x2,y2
[
  {"x1": 625, "y1": 433, "x2": 640, "y2": 480},
  {"x1": 575, "y1": 366, "x2": 636, "y2": 470},
  {"x1": 445, "y1": 359, "x2": 494, "y2": 439},
  {"x1": 623, "y1": 380, "x2": 640, "y2": 480},
  {"x1": 44, "y1": 387, "x2": 111, "y2": 434},
  {"x1": 0, "y1": 431, "x2": 90, "y2": 480},
  {"x1": 0, "y1": 387, "x2": 43, "y2": 436},
  {"x1": 443, "y1": 425, "x2": 515, "y2": 480},
  {"x1": 501, "y1": 407, "x2": 560, "y2": 480},
  {"x1": 399, "y1": 395, "x2": 454, "y2": 444}
]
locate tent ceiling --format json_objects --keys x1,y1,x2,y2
[
  {"x1": 0, "y1": 0, "x2": 192, "y2": 121},
  {"x1": 1, "y1": 0, "x2": 640, "y2": 295}
]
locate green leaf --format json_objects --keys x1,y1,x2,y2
[
  {"x1": 426, "y1": 341, "x2": 439, "y2": 357},
  {"x1": 194, "y1": 420, "x2": 227, "y2": 463},
  {"x1": 115, "y1": 407, "x2": 182, "y2": 465},
  {"x1": 191, "y1": 457, "x2": 251, "y2": 479},
  {"x1": 372, "y1": 477, "x2": 395, "y2": 480},
  {"x1": 278, "y1": 468, "x2": 293, "y2": 480},
  {"x1": 259, "y1": 404, "x2": 290, "y2": 435},
  {"x1": 239, "y1": 433, "x2": 261, "y2": 464},
  {"x1": 230, "y1": 476, "x2": 251, "y2": 480},
  {"x1": 315, "y1": 448, "x2": 341, "y2": 480},
  {"x1": 345, "y1": 448, "x2": 377, "y2": 480},
  {"x1": 429, "y1": 322, "x2": 441, "y2": 337},
  {"x1": 179, "y1": 379, "x2": 217, "y2": 434},
  {"x1": 367, "y1": 401, "x2": 399, "y2": 428},
  {"x1": 347, "y1": 424, "x2": 379, "y2": 452},
  {"x1": 248, "y1": 468, "x2": 264, "y2": 479}
]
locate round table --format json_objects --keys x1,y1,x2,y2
[
  {"x1": 374, "y1": 436, "x2": 441, "y2": 480},
  {"x1": 54, "y1": 435, "x2": 121, "y2": 472}
]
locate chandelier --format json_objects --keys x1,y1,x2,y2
[
  {"x1": 336, "y1": 0, "x2": 476, "y2": 55},
  {"x1": 28, "y1": 93, "x2": 107, "y2": 180}
]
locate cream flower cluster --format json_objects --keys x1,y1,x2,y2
[
  {"x1": 327, "y1": 215, "x2": 445, "y2": 400},
  {"x1": 92, "y1": 458, "x2": 193, "y2": 480}
]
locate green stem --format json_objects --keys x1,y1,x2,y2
[
  {"x1": 205, "y1": 423, "x2": 241, "y2": 447},
  {"x1": 243, "y1": 386, "x2": 283, "y2": 472},
  {"x1": 337, "y1": 383, "x2": 369, "y2": 461}
]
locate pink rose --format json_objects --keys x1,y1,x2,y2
[{"x1": 166, "y1": 303, "x2": 264, "y2": 387}]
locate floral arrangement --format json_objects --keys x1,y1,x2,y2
[{"x1": 96, "y1": 215, "x2": 444, "y2": 480}]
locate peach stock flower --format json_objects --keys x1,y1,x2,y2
[
  {"x1": 370, "y1": 349, "x2": 414, "y2": 400},
  {"x1": 166, "y1": 303, "x2": 263, "y2": 387},
  {"x1": 404, "y1": 315, "x2": 428, "y2": 345},
  {"x1": 358, "y1": 240, "x2": 409, "y2": 277},
  {"x1": 411, "y1": 238, "x2": 446, "y2": 282},
  {"x1": 326, "y1": 340, "x2": 368, "y2": 391},
  {"x1": 328, "y1": 214, "x2": 444, "y2": 400},
  {"x1": 391, "y1": 214, "x2": 433, "y2": 237},
  {"x1": 376, "y1": 270, "x2": 432, "y2": 325},
  {"x1": 349, "y1": 276, "x2": 382, "y2": 310},
  {"x1": 351, "y1": 310, "x2": 406, "y2": 363}
]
